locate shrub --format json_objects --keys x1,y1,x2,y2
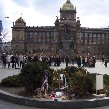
[
  {"x1": 105, "y1": 86, "x2": 109, "y2": 97},
  {"x1": 65, "y1": 66, "x2": 77, "y2": 75},
  {"x1": 66, "y1": 67, "x2": 95, "y2": 98},
  {"x1": 104, "y1": 74, "x2": 109, "y2": 86},
  {"x1": 1, "y1": 75, "x2": 23, "y2": 87},
  {"x1": 19, "y1": 61, "x2": 50, "y2": 94}
]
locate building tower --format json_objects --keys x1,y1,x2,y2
[
  {"x1": 56, "y1": 0, "x2": 80, "y2": 57},
  {"x1": 11, "y1": 17, "x2": 26, "y2": 54}
]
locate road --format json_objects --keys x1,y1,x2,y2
[
  {"x1": 0, "y1": 98, "x2": 109, "y2": 109},
  {"x1": 0, "y1": 99, "x2": 43, "y2": 109},
  {"x1": 86, "y1": 106, "x2": 109, "y2": 109}
]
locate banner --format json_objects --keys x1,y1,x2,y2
[{"x1": 96, "y1": 74, "x2": 103, "y2": 90}]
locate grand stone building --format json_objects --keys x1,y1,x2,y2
[{"x1": 11, "y1": 0, "x2": 109, "y2": 57}]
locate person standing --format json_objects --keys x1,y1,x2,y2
[
  {"x1": 6, "y1": 54, "x2": 12, "y2": 68},
  {"x1": 19, "y1": 54, "x2": 24, "y2": 68},
  {"x1": 84, "y1": 57, "x2": 88, "y2": 67},
  {"x1": 105, "y1": 60, "x2": 107, "y2": 67},
  {"x1": 11, "y1": 54, "x2": 16, "y2": 68},
  {"x1": 1, "y1": 53, "x2": 7, "y2": 68},
  {"x1": 65, "y1": 55, "x2": 69, "y2": 67}
]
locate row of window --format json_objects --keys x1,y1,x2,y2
[
  {"x1": 78, "y1": 45, "x2": 109, "y2": 54},
  {"x1": 80, "y1": 32, "x2": 109, "y2": 44},
  {"x1": 26, "y1": 31, "x2": 54, "y2": 37},
  {"x1": 25, "y1": 45, "x2": 49, "y2": 50},
  {"x1": 26, "y1": 35, "x2": 53, "y2": 43}
]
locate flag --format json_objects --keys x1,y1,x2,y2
[
  {"x1": 41, "y1": 70, "x2": 49, "y2": 91},
  {"x1": 0, "y1": 20, "x2": 3, "y2": 36},
  {"x1": 96, "y1": 74, "x2": 103, "y2": 90}
]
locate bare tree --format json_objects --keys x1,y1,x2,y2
[{"x1": 0, "y1": 30, "x2": 9, "y2": 54}]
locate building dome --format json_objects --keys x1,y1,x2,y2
[
  {"x1": 15, "y1": 17, "x2": 26, "y2": 23},
  {"x1": 61, "y1": 0, "x2": 74, "y2": 10}
]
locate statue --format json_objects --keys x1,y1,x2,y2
[
  {"x1": 58, "y1": 41, "x2": 63, "y2": 49},
  {"x1": 56, "y1": 16, "x2": 59, "y2": 19},
  {"x1": 64, "y1": 24, "x2": 70, "y2": 40},
  {"x1": 70, "y1": 38, "x2": 74, "y2": 49}
]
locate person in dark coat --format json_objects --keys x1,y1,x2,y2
[
  {"x1": 1, "y1": 53, "x2": 7, "y2": 68},
  {"x1": 105, "y1": 60, "x2": 107, "y2": 67},
  {"x1": 65, "y1": 55, "x2": 69, "y2": 67},
  {"x1": 11, "y1": 55, "x2": 16, "y2": 68}
]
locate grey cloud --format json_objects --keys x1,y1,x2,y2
[
  {"x1": 12, "y1": 0, "x2": 31, "y2": 7},
  {"x1": 33, "y1": 0, "x2": 62, "y2": 15},
  {"x1": 12, "y1": 0, "x2": 60, "y2": 15},
  {"x1": 0, "y1": 2, "x2": 7, "y2": 19},
  {"x1": 75, "y1": 0, "x2": 109, "y2": 15}
]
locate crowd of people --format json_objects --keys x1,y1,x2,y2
[
  {"x1": 0, "y1": 53, "x2": 26, "y2": 69},
  {"x1": 0, "y1": 52, "x2": 108, "y2": 69}
]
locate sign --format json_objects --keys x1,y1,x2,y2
[{"x1": 96, "y1": 74, "x2": 103, "y2": 91}]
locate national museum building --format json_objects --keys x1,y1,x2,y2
[{"x1": 11, "y1": 0, "x2": 109, "y2": 57}]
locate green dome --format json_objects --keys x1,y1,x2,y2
[{"x1": 61, "y1": 0, "x2": 74, "y2": 10}]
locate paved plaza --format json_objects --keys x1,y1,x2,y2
[
  {"x1": 0, "y1": 67, "x2": 20, "y2": 82},
  {"x1": 0, "y1": 61, "x2": 109, "y2": 109},
  {"x1": 51, "y1": 60, "x2": 109, "y2": 75}
]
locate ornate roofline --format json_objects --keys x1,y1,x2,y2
[{"x1": 66, "y1": 0, "x2": 71, "y2": 3}]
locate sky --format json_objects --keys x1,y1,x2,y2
[{"x1": 1, "y1": 0, "x2": 109, "y2": 41}]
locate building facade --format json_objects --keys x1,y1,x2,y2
[{"x1": 11, "y1": 0, "x2": 109, "y2": 58}]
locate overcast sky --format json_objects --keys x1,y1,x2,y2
[{"x1": 1, "y1": 0, "x2": 109, "y2": 41}]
